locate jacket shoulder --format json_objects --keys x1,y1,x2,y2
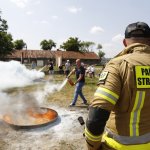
[{"x1": 107, "y1": 54, "x2": 131, "y2": 66}]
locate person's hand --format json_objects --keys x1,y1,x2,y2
[
  {"x1": 67, "y1": 74, "x2": 71, "y2": 78},
  {"x1": 73, "y1": 82, "x2": 76, "y2": 85}
]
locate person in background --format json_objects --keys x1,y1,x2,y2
[
  {"x1": 81, "y1": 62, "x2": 85, "y2": 67},
  {"x1": 86, "y1": 65, "x2": 92, "y2": 78},
  {"x1": 91, "y1": 65, "x2": 95, "y2": 78},
  {"x1": 59, "y1": 64, "x2": 64, "y2": 74},
  {"x1": 64, "y1": 59, "x2": 71, "y2": 77},
  {"x1": 48, "y1": 60, "x2": 54, "y2": 74},
  {"x1": 85, "y1": 65, "x2": 89, "y2": 77},
  {"x1": 67, "y1": 59, "x2": 88, "y2": 106},
  {"x1": 84, "y1": 22, "x2": 150, "y2": 150},
  {"x1": 31, "y1": 61, "x2": 36, "y2": 69}
]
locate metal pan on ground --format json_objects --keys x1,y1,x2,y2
[{"x1": 2, "y1": 107, "x2": 58, "y2": 129}]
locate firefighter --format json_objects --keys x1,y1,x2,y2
[{"x1": 84, "y1": 22, "x2": 150, "y2": 150}]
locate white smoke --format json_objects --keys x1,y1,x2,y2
[
  {"x1": 0, "y1": 61, "x2": 68, "y2": 119},
  {"x1": 0, "y1": 60, "x2": 45, "y2": 90},
  {"x1": 34, "y1": 78, "x2": 68, "y2": 104},
  {"x1": 0, "y1": 92, "x2": 40, "y2": 123},
  {"x1": 0, "y1": 61, "x2": 45, "y2": 117}
]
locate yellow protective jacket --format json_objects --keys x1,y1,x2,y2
[{"x1": 90, "y1": 43, "x2": 150, "y2": 150}]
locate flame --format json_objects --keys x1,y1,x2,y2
[
  {"x1": 2, "y1": 108, "x2": 57, "y2": 126},
  {"x1": 27, "y1": 108, "x2": 57, "y2": 124},
  {"x1": 3, "y1": 114, "x2": 13, "y2": 124},
  {"x1": 27, "y1": 108, "x2": 57, "y2": 119}
]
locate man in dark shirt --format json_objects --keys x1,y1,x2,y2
[
  {"x1": 48, "y1": 60, "x2": 54, "y2": 74},
  {"x1": 67, "y1": 59, "x2": 88, "y2": 106}
]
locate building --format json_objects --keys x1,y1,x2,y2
[{"x1": 5, "y1": 49, "x2": 100, "y2": 66}]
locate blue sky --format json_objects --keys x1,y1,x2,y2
[{"x1": 1, "y1": 0, "x2": 150, "y2": 58}]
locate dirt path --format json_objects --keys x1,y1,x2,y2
[{"x1": 0, "y1": 105, "x2": 88, "y2": 150}]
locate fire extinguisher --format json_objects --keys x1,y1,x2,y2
[{"x1": 67, "y1": 78, "x2": 74, "y2": 86}]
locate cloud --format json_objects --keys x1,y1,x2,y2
[
  {"x1": 32, "y1": 20, "x2": 49, "y2": 24},
  {"x1": 112, "y1": 34, "x2": 124, "y2": 42},
  {"x1": 67, "y1": 6, "x2": 82, "y2": 14},
  {"x1": 90, "y1": 26, "x2": 104, "y2": 34},
  {"x1": 34, "y1": 0, "x2": 40, "y2": 5},
  {"x1": 26, "y1": 11, "x2": 33, "y2": 15},
  {"x1": 52, "y1": 15, "x2": 59, "y2": 20},
  {"x1": 41, "y1": 20, "x2": 48, "y2": 24},
  {"x1": 10, "y1": 0, "x2": 29, "y2": 8}
]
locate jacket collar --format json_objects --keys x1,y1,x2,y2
[{"x1": 115, "y1": 43, "x2": 150, "y2": 58}]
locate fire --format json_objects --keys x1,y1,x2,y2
[
  {"x1": 27, "y1": 108, "x2": 57, "y2": 124},
  {"x1": 2, "y1": 107, "x2": 58, "y2": 126},
  {"x1": 3, "y1": 114, "x2": 13, "y2": 124}
]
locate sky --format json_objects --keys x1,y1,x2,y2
[{"x1": 0, "y1": 0, "x2": 150, "y2": 58}]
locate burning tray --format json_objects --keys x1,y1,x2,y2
[{"x1": 2, "y1": 107, "x2": 58, "y2": 129}]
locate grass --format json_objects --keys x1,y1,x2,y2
[
  {"x1": 46, "y1": 74, "x2": 99, "y2": 107},
  {"x1": 5, "y1": 69, "x2": 101, "y2": 107}
]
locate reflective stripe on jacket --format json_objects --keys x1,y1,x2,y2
[
  {"x1": 103, "y1": 133, "x2": 150, "y2": 150},
  {"x1": 91, "y1": 43, "x2": 150, "y2": 148}
]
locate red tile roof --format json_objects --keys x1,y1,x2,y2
[
  {"x1": 53, "y1": 51, "x2": 99, "y2": 59},
  {"x1": 8, "y1": 50, "x2": 54, "y2": 58},
  {"x1": 7, "y1": 50, "x2": 99, "y2": 60}
]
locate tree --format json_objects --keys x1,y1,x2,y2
[
  {"x1": 40, "y1": 39, "x2": 56, "y2": 50},
  {"x1": 14, "y1": 39, "x2": 26, "y2": 50},
  {"x1": 60, "y1": 37, "x2": 81, "y2": 52},
  {"x1": 0, "y1": 11, "x2": 8, "y2": 32},
  {"x1": 97, "y1": 43, "x2": 103, "y2": 50},
  {"x1": 98, "y1": 50, "x2": 105, "y2": 58},
  {"x1": 96, "y1": 43, "x2": 105, "y2": 58},
  {"x1": 80, "y1": 41, "x2": 95, "y2": 52},
  {"x1": 0, "y1": 12, "x2": 14, "y2": 60},
  {"x1": 0, "y1": 19, "x2": 8, "y2": 32}
]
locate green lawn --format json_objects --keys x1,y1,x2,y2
[
  {"x1": 5, "y1": 72, "x2": 101, "y2": 108},
  {"x1": 46, "y1": 74, "x2": 99, "y2": 107}
]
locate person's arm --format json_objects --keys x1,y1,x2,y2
[
  {"x1": 64, "y1": 63, "x2": 66, "y2": 70},
  {"x1": 84, "y1": 106, "x2": 110, "y2": 150},
  {"x1": 74, "y1": 66, "x2": 85, "y2": 84},
  {"x1": 67, "y1": 68, "x2": 75, "y2": 78},
  {"x1": 84, "y1": 60, "x2": 121, "y2": 150},
  {"x1": 74, "y1": 74, "x2": 83, "y2": 84}
]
